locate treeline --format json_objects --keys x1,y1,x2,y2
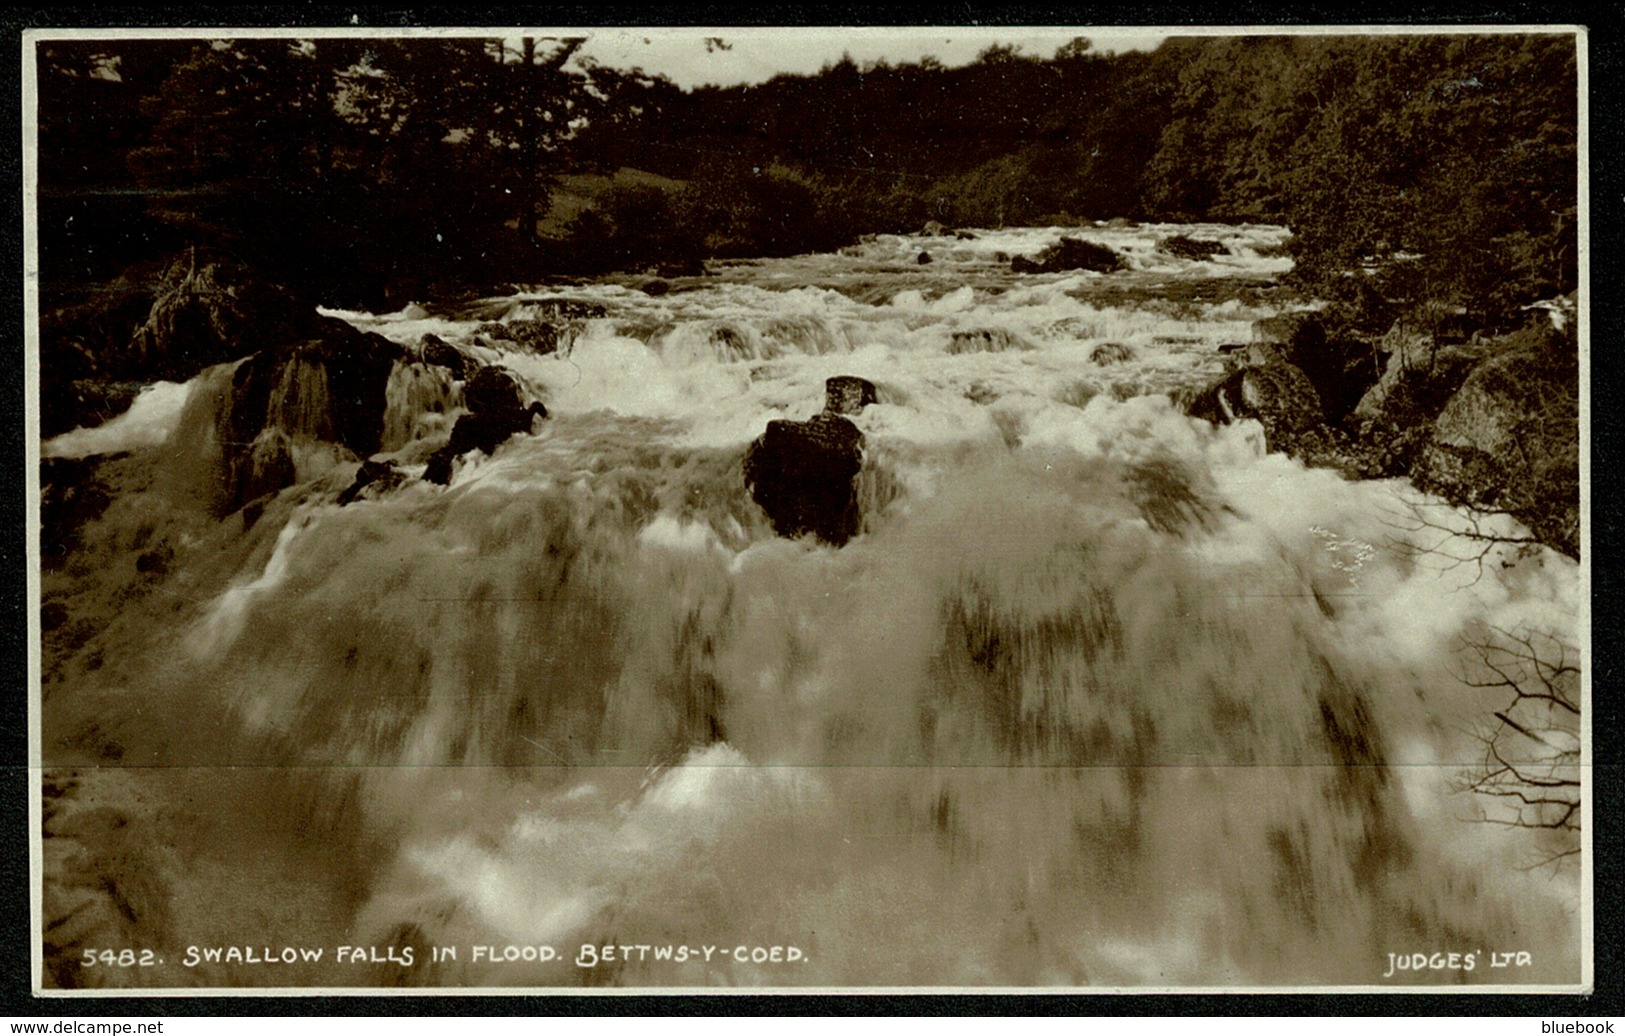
[{"x1": 37, "y1": 33, "x2": 1576, "y2": 323}]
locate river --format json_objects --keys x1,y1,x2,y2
[{"x1": 37, "y1": 222, "x2": 1583, "y2": 989}]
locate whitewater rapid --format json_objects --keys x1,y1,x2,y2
[{"x1": 38, "y1": 222, "x2": 1583, "y2": 989}]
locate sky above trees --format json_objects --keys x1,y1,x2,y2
[{"x1": 564, "y1": 28, "x2": 1167, "y2": 88}]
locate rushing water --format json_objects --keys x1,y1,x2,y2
[{"x1": 37, "y1": 223, "x2": 1583, "y2": 989}]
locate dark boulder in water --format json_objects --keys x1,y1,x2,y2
[
  {"x1": 474, "y1": 320, "x2": 569, "y2": 355},
  {"x1": 639, "y1": 278, "x2": 672, "y2": 297},
  {"x1": 744, "y1": 412, "x2": 865, "y2": 546},
  {"x1": 226, "y1": 319, "x2": 406, "y2": 460},
  {"x1": 1011, "y1": 237, "x2": 1125, "y2": 275},
  {"x1": 462, "y1": 365, "x2": 526, "y2": 417},
  {"x1": 825, "y1": 375, "x2": 878, "y2": 416},
  {"x1": 423, "y1": 367, "x2": 546, "y2": 485},
  {"x1": 1251, "y1": 312, "x2": 1377, "y2": 426},
  {"x1": 917, "y1": 252, "x2": 934, "y2": 265},
  {"x1": 1159, "y1": 234, "x2": 1228, "y2": 260}
]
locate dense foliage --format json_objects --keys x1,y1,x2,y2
[{"x1": 37, "y1": 33, "x2": 1576, "y2": 321}]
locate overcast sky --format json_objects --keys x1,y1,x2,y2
[{"x1": 565, "y1": 28, "x2": 1168, "y2": 89}]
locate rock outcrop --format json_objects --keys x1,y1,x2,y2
[
  {"x1": 1411, "y1": 324, "x2": 1578, "y2": 557},
  {"x1": 743, "y1": 376, "x2": 877, "y2": 546}
]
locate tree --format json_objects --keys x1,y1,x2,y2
[{"x1": 1454, "y1": 625, "x2": 1580, "y2": 870}]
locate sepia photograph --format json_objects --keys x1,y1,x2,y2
[{"x1": 25, "y1": 23, "x2": 1587, "y2": 993}]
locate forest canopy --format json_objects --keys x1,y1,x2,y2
[{"x1": 36, "y1": 32, "x2": 1577, "y2": 320}]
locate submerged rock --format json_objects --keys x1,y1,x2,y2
[
  {"x1": 1090, "y1": 342, "x2": 1135, "y2": 366},
  {"x1": 1159, "y1": 235, "x2": 1228, "y2": 260}
]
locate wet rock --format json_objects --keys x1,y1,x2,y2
[
  {"x1": 922, "y1": 220, "x2": 949, "y2": 237},
  {"x1": 825, "y1": 375, "x2": 877, "y2": 416},
  {"x1": 917, "y1": 252, "x2": 934, "y2": 265},
  {"x1": 1090, "y1": 342, "x2": 1135, "y2": 366},
  {"x1": 338, "y1": 459, "x2": 408, "y2": 506},
  {"x1": 1011, "y1": 237, "x2": 1124, "y2": 275},
  {"x1": 1252, "y1": 312, "x2": 1377, "y2": 425},
  {"x1": 418, "y1": 334, "x2": 471, "y2": 379},
  {"x1": 640, "y1": 278, "x2": 671, "y2": 297},
  {"x1": 954, "y1": 230, "x2": 978, "y2": 240},
  {"x1": 423, "y1": 367, "x2": 545, "y2": 485},
  {"x1": 214, "y1": 321, "x2": 407, "y2": 513},
  {"x1": 1160, "y1": 235, "x2": 1228, "y2": 260},
  {"x1": 458, "y1": 297, "x2": 607, "y2": 323},
  {"x1": 474, "y1": 320, "x2": 567, "y2": 355},
  {"x1": 744, "y1": 412, "x2": 865, "y2": 546},
  {"x1": 1187, "y1": 361, "x2": 1325, "y2": 450},
  {"x1": 949, "y1": 328, "x2": 1031, "y2": 354}
]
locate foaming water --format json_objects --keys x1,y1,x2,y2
[{"x1": 39, "y1": 222, "x2": 1581, "y2": 990}]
